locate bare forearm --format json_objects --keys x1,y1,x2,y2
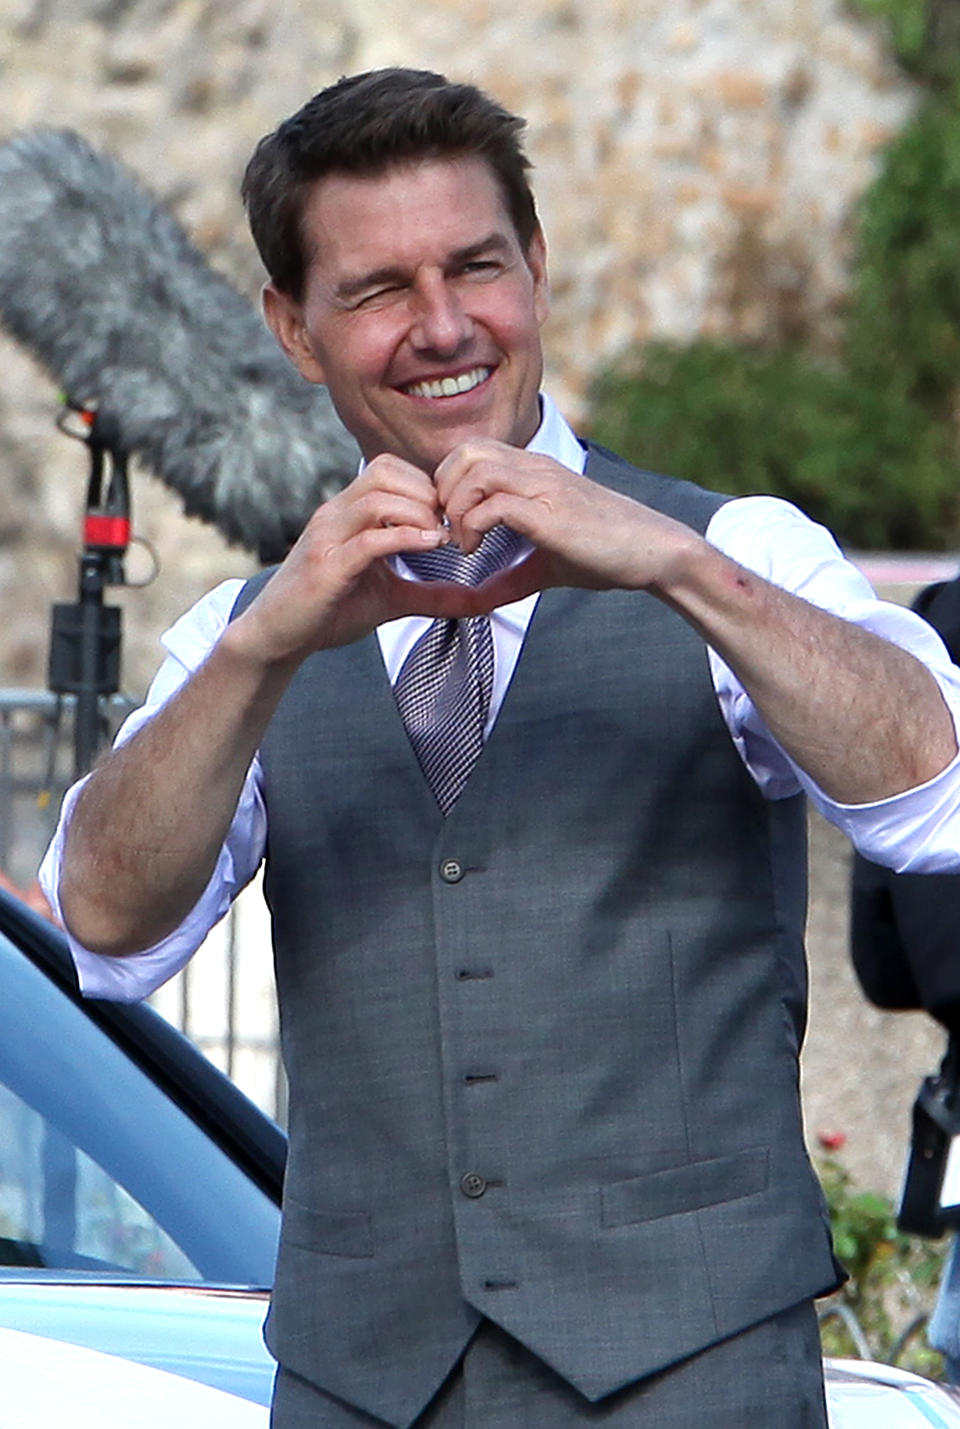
[
  {"x1": 59, "y1": 624, "x2": 295, "y2": 956},
  {"x1": 655, "y1": 542, "x2": 958, "y2": 803}
]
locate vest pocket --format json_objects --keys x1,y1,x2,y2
[
  {"x1": 600, "y1": 1147, "x2": 769, "y2": 1228},
  {"x1": 282, "y1": 1195, "x2": 375, "y2": 1258}
]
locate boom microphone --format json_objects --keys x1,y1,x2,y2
[{"x1": 0, "y1": 127, "x2": 359, "y2": 562}]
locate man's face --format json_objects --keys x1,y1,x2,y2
[{"x1": 264, "y1": 156, "x2": 550, "y2": 474}]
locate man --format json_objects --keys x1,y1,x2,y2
[{"x1": 41, "y1": 68, "x2": 960, "y2": 1429}]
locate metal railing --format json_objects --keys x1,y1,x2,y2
[
  {"x1": 148, "y1": 870, "x2": 287, "y2": 1126},
  {"x1": 0, "y1": 689, "x2": 286, "y2": 1125},
  {"x1": 0, "y1": 688, "x2": 143, "y2": 884}
]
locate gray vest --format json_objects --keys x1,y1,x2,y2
[{"x1": 233, "y1": 446, "x2": 840, "y2": 1428}]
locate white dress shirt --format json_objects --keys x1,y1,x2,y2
[{"x1": 40, "y1": 394, "x2": 960, "y2": 1000}]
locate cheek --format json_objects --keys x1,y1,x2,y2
[
  {"x1": 335, "y1": 325, "x2": 405, "y2": 392},
  {"x1": 490, "y1": 291, "x2": 545, "y2": 354},
  {"x1": 316, "y1": 343, "x2": 378, "y2": 402},
  {"x1": 500, "y1": 315, "x2": 545, "y2": 373}
]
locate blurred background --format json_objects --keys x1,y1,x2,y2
[{"x1": 0, "y1": 0, "x2": 957, "y2": 1228}]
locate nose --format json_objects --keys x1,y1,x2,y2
[{"x1": 410, "y1": 272, "x2": 471, "y2": 356}]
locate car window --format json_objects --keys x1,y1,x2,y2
[
  {"x1": 0, "y1": 1084, "x2": 198, "y2": 1278},
  {"x1": 0, "y1": 932, "x2": 279, "y2": 1286}
]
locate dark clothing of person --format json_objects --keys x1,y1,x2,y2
[
  {"x1": 851, "y1": 578, "x2": 960, "y2": 1038},
  {"x1": 850, "y1": 573, "x2": 960, "y2": 1380}
]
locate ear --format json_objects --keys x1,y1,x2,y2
[
  {"x1": 262, "y1": 283, "x2": 327, "y2": 385},
  {"x1": 525, "y1": 227, "x2": 550, "y2": 327}
]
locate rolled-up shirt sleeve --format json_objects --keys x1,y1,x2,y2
[
  {"x1": 38, "y1": 580, "x2": 267, "y2": 1001},
  {"x1": 705, "y1": 495, "x2": 960, "y2": 871}
]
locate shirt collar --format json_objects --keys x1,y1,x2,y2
[{"x1": 527, "y1": 392, "x2": 587, "y2": 475}]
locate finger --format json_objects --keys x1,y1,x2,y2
[
  {"x1": 432, "y1": 438, "x2": 506, "y2": 491},
  {"x1": 321, "y1": 460, "x2": 442, "y2": 531},
  {"x1": 433, "y1": 442, "x2": 515, "y2": 538},
  {"x1": 435, "y1": 444, "x2": 566, "y2": 550},
  {"x1": 387, "y1": 574, "x2": 481, "y2": 621},
  {"x1": 441, "y1": 471, "x2": 524, "y2": 552},
  {"x1": 459, "y1": 490, "x2": 547, "y2": 552},
  {"x1": 331, "y1": 522, "x2": 449, "y2": 578},
  {"x1": 358, "y1": 451, "x2": 442, "y2": 501},
  {"x1": 301, "y1": 490, "x2": 445, "y2": 555},
  {"x1": 350, "y1": 489, "x2": 446, "y2": 537},
  {"x1": 460, "y1": 550, "x2": 552, "y2": 611},
  {"x1": 437, "y1": 481, "x2": 556, "y2": 557}
]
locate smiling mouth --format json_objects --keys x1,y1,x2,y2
[{"x1": 404, "y1": 366, "x2": 492, "y2": 399}]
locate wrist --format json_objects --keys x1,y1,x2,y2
[
  {"x1": 214, "y1": 610, "x2": 303, "y2": 690},
  {"x1": 643, "y1": 527, "x2": 716, "y2": 602}
]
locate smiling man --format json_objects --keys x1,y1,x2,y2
[{"x1": 42, "y1": 68, "x2": 960, "y2": 1429}]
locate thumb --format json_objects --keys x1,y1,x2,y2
[
  {"x1": 386, "y1": 570, "x2": 482, "y2": 621},
  {"x1": 464, "y1": 550, "x2": 551, "y2": 613}
]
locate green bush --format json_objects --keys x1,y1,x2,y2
[
  {"x1": 588, "y1": 340, "x2": 960, "y2": 549},
  {"x1": 817, "y1": 1155, "x2": 946, "y2": 1377},
  {"x1": 849, "y1": 98, "x2": 960, "y2": 412},
  {"x1": 846, "y1": 0, "x2": 927, "y2": 72},
  {"x1": 846, "y1": 0, "x2": 959, "y2": 84}
]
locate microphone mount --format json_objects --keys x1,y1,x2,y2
[{"x1": 48, "y1": 402, "x2": 130, "y2": 780}]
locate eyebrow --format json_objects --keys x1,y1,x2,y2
[{"x1": 334, "y1": 232, "x2": 514, "y2": 302}]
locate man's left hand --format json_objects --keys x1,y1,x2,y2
[{"x1": 433, "y1": 439, "x2": 698, "y2": 610}]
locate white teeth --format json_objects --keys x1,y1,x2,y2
[{"x1": 407, "y1": 367, "x2": 490, "y2": 399}]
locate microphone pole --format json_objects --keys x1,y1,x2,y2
[{"x1": 47, "y1": 405, "x2": 128, "y2": 780}]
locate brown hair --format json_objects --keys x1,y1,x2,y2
[{"x1": 242, "y1": 68, "x2": 539, "y2": 300}]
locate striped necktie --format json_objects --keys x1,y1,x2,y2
[{"x1": 394, "y1": 524, "x2": 523, "y2": 814}]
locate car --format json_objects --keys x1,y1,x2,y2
[
  {"x1": 0, "y1": 1324, "x2": 268, "y2": 1428},
  {"x1": 824, "y1": 1357, "x2": 960, "y2": 1427},
  {"x1": 1, "y1": 884, "x2": 960, "y2": 1427},
  {"x1": 0, "y1": 884, "x2": 283, "y2": 1404}
]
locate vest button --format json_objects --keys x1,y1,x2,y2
[
  {"x1": 460, "y1": 1172, "x2": 487, "y2": 1199},
  {"x1": 440, "y1": 859, "x2": 464, "y2": 883}
]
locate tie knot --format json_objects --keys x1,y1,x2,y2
[{"x1": 402, "y1": 525, "x2": 524, "y2": 588}]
